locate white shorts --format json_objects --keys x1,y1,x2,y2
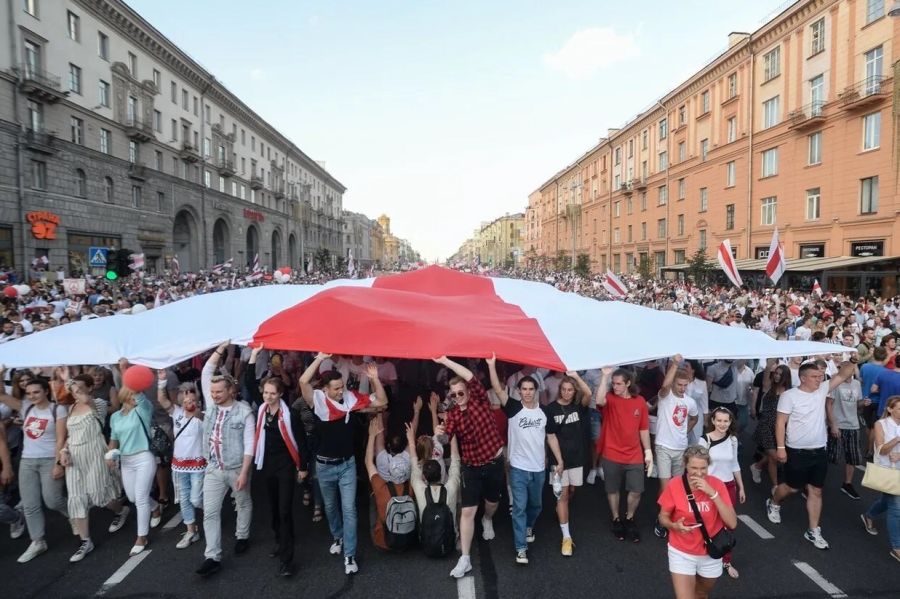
[
  {"x1": 553, "y1": 467, "x2": 583, "y2": 487},
  {"x1": 667, "y1": 545, "x2": 722, "y2": 578}
]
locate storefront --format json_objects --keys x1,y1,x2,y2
[{"x1": 67, "y1": 231, "x2": 121, "y2": 276}]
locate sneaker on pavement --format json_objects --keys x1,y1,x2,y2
[
  {"x1": 195, "y1": 558, "x2": 221, "y2": 577},
  {"x1": 234, "y1": 538, "x2": 249, "y2": 555},
  {"x1": 626, "y1": 518, "x2": 640, "y2": 543},
  {"x1": 329, "y1": 538, "x2": 343, "y2": 555},
  {"x1": 804, "y1": 527, "x2": 830, "y2": 550},
  {"x1": 69, "y1": 539, "x2": 94, "y2": 563},
  {"x1": 750, "y1": 463, "x2": 762, "y2": 484},
  {"x1": 586, "y1": 469, "x2": 597, "y2": 485},
  {"x1": 344, "y1": 556, "x2": 358, "y2": 575},
  {"x1": 598, "y1": 467, "x2": 605, "y2": 481},
  {"x1": 860, "y1": 513, "x2": 878, "y2": 536},
  {"x1": 450, "y1": 555, "x2": 472, "y2": 578},
  {"x1": 18, "y1": 540, "x2": 48, "y2": 564},
  {"x1": 841, "y1": 483, "x2": 861, "y2": 500},
  {"x1": 481, "y1": 517, "x2": 495, "y2": 541},
  {"x1": 176, "y1": 530, "x2": 200, "y2": 549},
  {"x1": 611, "y1": 517, "x2": 625, "y2": 541},
  {"x1": 561, "y1": 537, "x2": 574, "y2": 556},
  {"x1": 525, "y1": 527, "x2": 535, "y2": 543},
  {"x1": 766, "y1": 498, "x2": 781, "y2": 524},
  {"x1": 515, "y1": 549, "x2": 528, "y2": 565},
  {"x1": 10, "y1": 510, "x2": 26, "y2": 539},
  {"x1": 108, "y1": 506, "x2": 130, "y2": 533}
]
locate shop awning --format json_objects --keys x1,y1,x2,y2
[{"x1": 663, "y1": 255, "x2": 897, "y2": 272}]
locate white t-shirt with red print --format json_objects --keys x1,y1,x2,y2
[
  {"x1": 21, "y1": 400, "x2": 68, "y2": 459},
  {"x1": 654, "y1": 390, "x2": 698, "y2": 451}
]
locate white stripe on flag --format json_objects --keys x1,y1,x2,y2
[{"x1": 717, "y1": 239, "x2": 742, "y2": 287}]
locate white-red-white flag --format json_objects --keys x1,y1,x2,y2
[
  {"x1": 602, "y1": 269, "x2": 627, "y2": 299},
  {"x1": 812, "y1": 279, "x2": 823, "y2": 297},
  {"x1": 717, "y1": 239, "x2": 743, "y2": 287},
  {"x1": 171, "y1": 255, "x2": 180, "y2": 275},
  {"x1": 128, "y1": 253, "x2": 145, "y2": 270},
  {"x1": 765, "y1": 227, "x2": 786, "y2": 285}
]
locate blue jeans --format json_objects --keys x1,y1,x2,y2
[
  {"x1": 318, "y1": 457, "x2": 358, "y2": 558},
  {"x1": 175, "y1": 471, "x2": 204, "y2": 525},
  {"x1": 866, "y1": 493, "x2": 900, "y2": 550},
  {"x1": 509, "y1": 466, "x2": 545, "y2": 551}
]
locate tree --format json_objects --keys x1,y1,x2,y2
[
  {"x1": 687, "y1": 248, "x2": 714, "y2": 285},
  {"x1": 314, "y1": 248, "x2": 331, "y2": 273},
  {"x1": 637, "y1": 254, "x2": 656, "y2": 280},
  {"x1": 574, "y1": 253, "x2": 591, "y2": 278},
  {"x1": 554, "y1": 250, "x2": 568, "y2": 272}
]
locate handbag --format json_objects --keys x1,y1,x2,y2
[
  {"x1": 682, "y1": 474, "x2": 736, "y2": 560},
  {"x1": 137, "y1": 411, "x2": 173, "y2": 460},
  {"x1": 861, "y1": 445, "x2": 900, "y2": 495}
]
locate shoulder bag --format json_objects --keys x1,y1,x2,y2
[{"x1": 682, "y1": 474, "x2": 736, "y2": 559}]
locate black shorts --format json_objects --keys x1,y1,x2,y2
[
  {"x1": 862, "y1": 403, "x2": 879, "y2": 429},
  {"x1": 784, "y1": 447, "x2": 828, "y2": 490},
  {"x1": 461, "y1": 455, "x2": 505, "y2": 508}
]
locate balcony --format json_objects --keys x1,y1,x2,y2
[
  {"x1": 250, "y1": 174, "x2": 263, "y2": 190},
  {"x1": 619, "y1": 182, "x2": 633, "y2": 196},
  {"x1": 839, "y1": 76, "x2": 890, "y2": 111},
  {"x1": 24, "y1": 128, "x2": 58, "y2": 155},
  {"x1": 18, "y1": 64, "x2": 68, "y2": 103},
  {"x1": 179, "y1": 141, "x2": 200, "y2": 163},
  {"x1": 128, "y1": 163, "x2": 148, "y2": 180},
  {"x1": 124, "y1": 116, "x2": 154, "y2": 142},
  {"x1": 274, "y1": 186, "x2": 285, "y2": 200},
  {"x1": 788, "y1": 101, "x2": 826, "y2": 131},
  {"x1": 632, "y1": 177, "x2": 648, "y2": 191},
  {"x1": 217, "y1": 158, "x2": 235, "y2": 177}
]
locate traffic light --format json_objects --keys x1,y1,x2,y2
[{"x1": 104, "y1": 248, "x2": 133, "y2": 279}]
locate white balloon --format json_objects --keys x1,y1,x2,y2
[
  {"x1": 14, "y1": 284, "x2": 31, "y2": 295},
  {"x1": 131, "y1": 303, "x2": 147, "y2": 314}
]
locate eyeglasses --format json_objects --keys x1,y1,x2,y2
[
  {"x1": 448, "y1": 391, "x2": 466, "y2": 399},
  {"x1": 181, "y1": 389, "x2": 197, "y2": 394}
]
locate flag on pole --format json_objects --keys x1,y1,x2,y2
[
  {"x1": 212, "y1": 258, "x2": 233, "y2": 274},
  {"x1": 348, "y1": 249, "x2": 356, "y2": 279},
  {"x1": 812, "y1": 279, "x2": 823, "y2": 297},
  {"x1": 171, "y1": 255, "x2": 180, "y2": 275},
  {"x1": 307, "y1": 253, "x2": 315, "y2": 275},
  {"x1": 602, "y1": 269, "x2": 628, "y2": 299},
  {"x1": 717, "y1": 239, "x2": 743, "y2": 287},
  {"x1": 128, "y1": 253, "x2": 145, "y2": 271},
  {"x1": 251, "y1": 253, "x2": 260, "y2": 274},
  {"x1": 765, "y1": 227, "x2": 786, "y2": 285}
]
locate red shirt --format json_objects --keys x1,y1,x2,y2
[
  {"x1": 598, "y1": 392, "x2": 649, "y2": 464},
  {"x1": 444, "y1": 379, "x2": 505, "y2": 466},
  {"x1": 658, "y1": 475, "x2": 731, "y2": 556}
]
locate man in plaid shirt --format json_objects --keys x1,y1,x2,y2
[{"x1": 435, "y1": 356, "x2": 505, "y2": 579}]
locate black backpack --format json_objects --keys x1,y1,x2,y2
[{"x1": 419, "y1": 486, "x2": 455, "y2": 558}]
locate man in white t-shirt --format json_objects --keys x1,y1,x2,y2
[
  {"x1": 766, "y1": 359, "x2": 857, "y2": 550},
  {"x1": 487, "y1": 355, "x2": 563, "y2": 566},
  {"x1": 651, "y1": 354, "x2": 698, "y2": 539},
  {"x1": 506, "y1": 366, "x2": 546, "y2": 404}
]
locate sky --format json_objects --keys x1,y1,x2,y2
[{"x1": 127, "y1": 0, "x2": 794, "y2": 262}]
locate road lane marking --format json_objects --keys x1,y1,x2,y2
[
  {"x1": 96, "y1": 550, "x2": 152, "y2": 596},
  {"x1": 737, "y1": 515, "x2": 774, "y2": 539},
  {"x1": 792, "y1": 560, "x2": 847, "y2": 598},
  {"x1": 457, "y1": 576, "x2": 477, "y2": 599},
  {"x1": 162, "y1": 512, "x2": 183, "y2": 530}
]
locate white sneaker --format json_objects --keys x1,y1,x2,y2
[
  {"x1": 515, "y1": 549, "x2": 528, "y2": 564},
  {"x1": 108, "y1": 506, "x2": 130, "y2": 533},
  {"x1": 586, "y1": 469, "x2": 597, "y2": 485},
  {"x1": 17, "y1": 540, "x2": 48, "y2": 563},
  {"x1": 329, "y1": 538, "x2": 343, "y2": 555},
  {"x1": 69, "y1": 539, "x2": 94, "y2": 563},
  {"x1": 481, "y1": 517, "x2": 495, "y2": 541},
  {"x1": 766, "y1": 499, "x2": 781, "y2": 524},
  {"x1": 598, "y1": 467, "x2": 605, "y2": 481},
  {"x1": 176, "y1": 530, "x2": 200, "y2": 549},
  {"x1": 10, "y1": 509, "x2": 25, "y2": 539},
  {"x1": 344, "y1": 556, "x2": 358, "y2": 575},
  {"x1": 804, "y1": 527, "x2": 830, "y2": 550},
  {"x1": 750, "y1": 463, "x2": 762, "y2": 484},
  {"x1": 450, "y1": 555, "x2": 472, "y2": 578}
]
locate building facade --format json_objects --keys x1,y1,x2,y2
[
  {"x1": 451, "y1": 212, "x2": 524, "y2": 268},
  {"x1": 530, "y1": 0, "x2": 899, "y2": 276},
  {"x1": 342, "y1": 210, "x2": 383, "y2": 269},
  {"x1": 1, "y1": 0, "x2": 345, "y2": 275}
]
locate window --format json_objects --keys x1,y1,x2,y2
[
  {"x1": 863, "y1": 111, "x2": 881, "y2": 149},
  {"x1": 98, "y1": 79, "x2": 110, "y2": 107},
  {"x1": 763, "y1": 96, "x2": 779, "y2": 128},
  {"x1": 204, "y1": 104, "x2": 210, "y2": 124},
  {"x1": 640, "y1": 192, "x2": 647, "y2": 211},
  {"x1": 241, "y1": 129, "x2": 246, "y2": 145},
  {"x1": 24, "y1": 0, "x2": 37, "y2": 16},
  {"x1": 27, "y1": 99, "x2": 42, "y2": 131},
  {"x1": 613, "y1": 228, "x2": 620, "y2": 243},
  {"x1": 867, "y1": 0, "x2": 885, "y2": 24},
  {"x1": 657, "y1": 218, "x2": 667, "y2": 238},
  {"x1": 152, "y1": 69, "x2": 161, "y2": 89},
  {"x1": 131, "y1": 185, "x2": 141, "y2": 208},
  {"x1": 31, "y1": 160, "x2": 46, "y2": 189},
  {"x1": 726, "y1": 161, "x2": 736, "y2": 187},
  {"x1": 674, "y1": 249, "x2": 686, "y2": 264},
  {"x1": 170, "y1": 81, "x2": 177, "y2": 103},
  {"x1": 678, "y1": 178, "x2": 686, "y2": 200},
  {"x1": 127, "y1": 95, "x2": 137, "y2": 122},
  {"x1": 866, "y1": 46, "x2": 883, "y2": 92},
  {"x1": 701, "y1": 91, "x2": 710, "y2": 114},
  {"x1": 156, "y1": 191, "x2": 164, "y2": 212},
  {"x1": 231, "y1": 181, "x2": 237, "y2": 196},
  {"x1": 810, "y1": 75, "x2": 825, "y2": 114},
  {"x1": 104, "y1": 177, "x2": 114, "y2": 203},
  {"x1": 677, "y1": 214, "x2": 684, "y2": 236},
  {"x1": 700, "y1": 139, "x2": 709, "y2": 161},
  {"x1": 860, "y1": 176, "x2": 879, "y2": 213},
  {"x1": 808, "y1": 131, "x2": 822, "y2": 164},
  {"x1": 170, "y1": 119, "x2": 177, "y2": 141},
  {"x1": 70, "y1": 116, "x2": 83, "y2": 144},
  {"x1": 762, "y1": 148, "x2": 778, "y2": 177},
  {"x1": 699, "y1": 229, "x2": 707, "y2": 250},
  {"x1": 658, "y1": 185, "x2": 668, "y2": 206},
  {"x1": 659, "y1": 118, "x2": 668, "y2": 140},
  {"x1": 204, "y1": 170, "x2": 211, "y2": 188},
  {"x1": 658, "y1": 151, "x2": 668, "y2": 171},
  {"x1": 626, "y1": 197, "x2": 633, "y2": 214},
  {"x1": 98, "y1": 31, "x2": 109, "y2": 60},
  {"x1": 678, "y1": 105, "x2": 686, "y2": 126},
  {"x1": 203, "y1": 137, "x2": 211, "y2": 159},
  {"x1": 761, "y1": 197, "x2": 777, "y2": 225},
  {"x1": 678, "y1": 141, "x2": 686, "y2": 162},
  {"x1": 613, "y1": 201, "x2": 620, "y2": 217},
  {"x1": 642, "y1": 129, "x2": 648, "y2": 150},
  {"x1": 725, "y1": 204, "x2": 735, "y2": 230},
  {"x1": 699, "y1": 187, "x2": 708, "y2": 212},
  {"x1": 810, "y1": 18, "x2": 825, "y2": 55},
  {"x1": 218, "y1": 176, "x2": 225, "y2": 193},
  {"x1": 182, "y1": 89, "x2": 188, "y2": 110},
  {"x1": 128, "y1": 52, "x2": 137, "y2": 77},
  {"x1": 154, "y1": 150, "x2": 162, "y2": 170},
  {"x1": 614, "y1": 147, "x2": 621, "y2": 166},
  {"x1": 627, "y1": 225, "x2": 633, "y2": 242},
  {"x1": 763, "y1": 46, "x2": 781, "y2": 81},
  {"x1": 67, "y1": 11, "x2": 80, "y2": 42},
  {"x1": 153, "y1": 110, "x2": 162, "y2": 133},
  {"x1": 128, "y1": 140, "x2": 137, "y2": 163},
  {"x1": 727, "y1": 73, "x2": 738, "y2": 98},
  {"x1": 74, "y1": 168, "x2": 86, "y2": 197},
  {"x1": 628, "y1": 139, "x2": 634, "y2": 158},
  {"x1": 24, "y1": 39, "x2": 40, "y2": 75},
  {"x1": 68, "y1": 63, "x2": 82, "y2": 94},
  {"x1": 193, "y1": 96, "x2": 198, "y2": 116},
  {"x1": 240, "y1": 184, "x2": 246, "y2": 200},
  {"x1": 99, "y1": 128, "x2": 110, "y2": 154},
  {"x1": 641, "y1": 222, "x2": 647, "y2": 241},
  {"x1": 251, "y1": 136, "x2": 256, "y2": 151},
  {"x1": 806, "y1": 188, "x2": 821, "y2": 220},
  {"x1": 726, "y1": 116, "x2": 737, "y2": 143}
]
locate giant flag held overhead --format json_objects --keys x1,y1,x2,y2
[
  {"x1": 717, "y1": 239, "x2": 743, "y2": 287},
  {"x1": 765, "y1": 227, "x2": 786, "y2": 285}
]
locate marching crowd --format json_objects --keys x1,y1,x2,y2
[{"x1": 1, "y1": 264, "x2": 900, "y2": 598}]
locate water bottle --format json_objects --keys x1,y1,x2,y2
[{"x1": 551, "y1": 471, "x2": 563, "y2": 499}]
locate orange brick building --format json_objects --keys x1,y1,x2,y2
[{"x1": 528, "y1": 0, "x2": 900, "y2": 288}]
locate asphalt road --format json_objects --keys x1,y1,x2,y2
[{"x1": 3, "y1": 436, "x2": 900, "y2": 598}]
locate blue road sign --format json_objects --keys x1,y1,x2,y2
[{"x1": 88, "y1": 247, "x2": 108, "y2": 267}]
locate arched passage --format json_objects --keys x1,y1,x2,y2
[
  {"x1": 271, "y1": 229, "x2": 282, "y2": 268},
  {"x1": 288, "y1": 233, "x2": 297, "y2": 268},
  {"x1": 213, "y1": 218, "x2": 230, "y2": 266},
  {"x1": 246, "y1": 225, "x2": 259, "y2": 267},
  {"x1": 173, "y1": 209, "x2": 199, "y2": 273}
]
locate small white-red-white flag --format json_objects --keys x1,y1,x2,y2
[
  {"x1": 128, "y1": 253, "x2": 145, "y2": 270},
  {"x1": 602, "y1": 269, "x2": 627, "y2": 299},
  {"x1": 765, "y1": 227, "x2": 786, "y2": 285},
  {"x1": 812, "y1": 279, "x2": 823, "y2": 297},
  {"x1": 717, "y1": 239, "x2": 743, "y2": 287}
]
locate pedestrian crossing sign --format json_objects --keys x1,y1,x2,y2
[{"x1": 88, "y1": 247, "x2": 108, "y2": 267}]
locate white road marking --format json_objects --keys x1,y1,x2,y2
[
  {"x1": 792, "y1": 560, "x2": 848, "y2": 598},
  {"x1": 162, "y1": 512, "x2": 183, "y2": 530},
  {"x1": 457, "y1": 575, "x2": 477, "y2": 599},
  {"x1": 96, "y1": 550, "x2": 152, "y2": 596},
  {"x1": 737, "y1": 514, "x2": 774, "y2": 539}
]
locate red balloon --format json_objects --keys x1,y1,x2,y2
[
  {"x1": 278, "y1": 267, "x2": 292, "y2": 275},
  {"x1": 122, "y1": 365, "x2": 155, "y2": 391},
  {"x1": 788, "y1": 305, "x2": 801, "y2": 316},
  {"x1": 3, "y1": 286, "x2": 17, "y2": 298}
]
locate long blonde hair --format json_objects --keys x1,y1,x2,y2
[{"x1": 117, "y1": 387, "x2": 138, "y2": 412}]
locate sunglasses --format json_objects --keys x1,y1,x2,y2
[{"x1": 448, "y1": 391, "x2": 466, "y2": 399}]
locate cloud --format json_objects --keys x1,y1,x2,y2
[{"x1": 542, "y1": 27, "x2": 641, "y2": 79}]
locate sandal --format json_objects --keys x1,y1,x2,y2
[
  {"x1": 302, "y1": 489, "x2": 311, "y2": 507},
  {"x1": 312, "y1": 506, "x2": 323, "y2": 523},
  {"x1": 723, "y1": 563, "x2": 740, "y2": 579}
]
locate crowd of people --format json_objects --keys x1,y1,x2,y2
[{"x1": 1, "y1": 263, "x2": 899, "y2": 598}]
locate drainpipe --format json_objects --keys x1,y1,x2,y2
[
  {"x1": 8, "y1": 0, "x2": 26, "y2": 277},
  {"x1": 199, "y1": 77, "x2": 214, "y2": 268},
  {"x1": 657, "y1": 99, "x2": 670, "y2": 275},
  {"x1": 746, "y1": 37, "x2": 756, "y2": 260}
]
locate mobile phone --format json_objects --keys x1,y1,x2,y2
[{"x1": 686, "y1": 523, "x2": 703, "y2": 529}]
